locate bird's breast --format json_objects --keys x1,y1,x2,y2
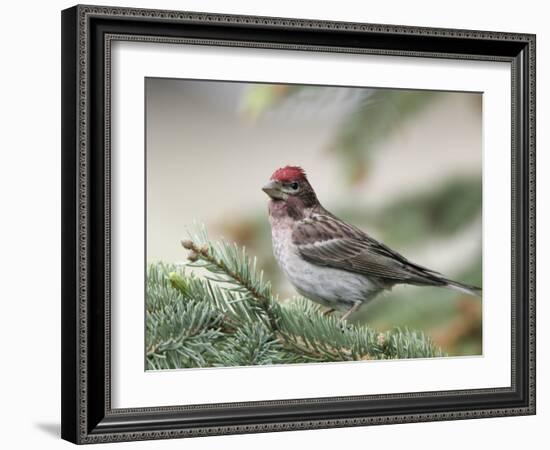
[{"x1": 269, "y1": 220, "x2": 382, "y2": 309}]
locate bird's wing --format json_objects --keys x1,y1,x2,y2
[{"x1": 292, "y1": 212, "x2": 445, "y2": 285}]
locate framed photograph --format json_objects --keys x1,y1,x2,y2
[{"x1": 61, "y1": 5, "x2": 536, "y2": 444}]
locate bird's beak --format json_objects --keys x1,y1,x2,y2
[{"x1": 262, "y1": 180, "x2": 287, "y2": 200}]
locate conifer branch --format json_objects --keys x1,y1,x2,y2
[{"x1": 145, "y1": 226, "x2": 444, "y2": 369}]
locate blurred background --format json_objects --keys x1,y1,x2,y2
[{"x1": 146, "y1": 78, "x2": 482, "y2": 357}]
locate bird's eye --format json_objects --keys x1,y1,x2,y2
[{"x1": 290, "y1": 182, "x2": 299, "y2": 190}]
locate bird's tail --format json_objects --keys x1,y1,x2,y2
[{"x1": 444, "y1": 279, "x2": 482, "y2": 297}]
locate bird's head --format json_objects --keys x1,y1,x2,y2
[{"x1": 262, "y1": 166, "x2": 319, "y2": 208}]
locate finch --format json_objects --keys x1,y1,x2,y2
[{"x1": 262, "y1": 165, "x2": 481, "y2": 321}]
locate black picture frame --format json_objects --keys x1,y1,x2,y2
[{"x1": 61, "y1": 4, "x2": 536, "y2": 444}]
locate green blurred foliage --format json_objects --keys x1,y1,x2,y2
[
  {"x1": 244, "y1": 85, "x2": 439, "y2": 185},
  {"x1": 342, "y1": 176, "x2": 482, "y2": 246},
  {"x1": 330, "y1": 90, "x2": 440, "y2": 185},
  {"x1": 242, "y1": 84, "x2": 299, "y2": 119}
]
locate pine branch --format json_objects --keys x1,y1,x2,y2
[
  {"x1": 181, "y1": 233, "x2": 279, "y2": 331},
  {"x1": 145, "y1": 226, "x2": 444, "y2": 369}
]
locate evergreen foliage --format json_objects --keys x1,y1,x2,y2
[{"x1": 146, "y1": 226, "x2": 445, "y2": 370}]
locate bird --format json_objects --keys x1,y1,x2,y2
[{"x1": 262, "y1": 165, "x2": 481, "y2": 321}]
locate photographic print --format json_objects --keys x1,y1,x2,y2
[
  {"x1": 145, "y1": 78, "x2": 483, "y2": 370},
  {"x1": 62, "y1": 6, "x2": 535, "y2": 442}
]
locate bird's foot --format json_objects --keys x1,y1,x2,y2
[
  {"x1": 339, "y1": 302, "x2": 362, "y2": 323},
  {"x1": 337, "y1": 317, "x2": 353, "y2": 333},
  {"x1": 339, "y1": 302, "x2": 362, "y2": 331},
  {"x1": 322, "y1": 307, "x2": 336, "y2": 316}
]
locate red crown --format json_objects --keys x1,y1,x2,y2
[{"x1": 270, "y1": 166, "x2": 307, "y2": 182}]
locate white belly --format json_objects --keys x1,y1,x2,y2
[{"x1": 271, "y1": 224, "x2": 381, "y2": 310}]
